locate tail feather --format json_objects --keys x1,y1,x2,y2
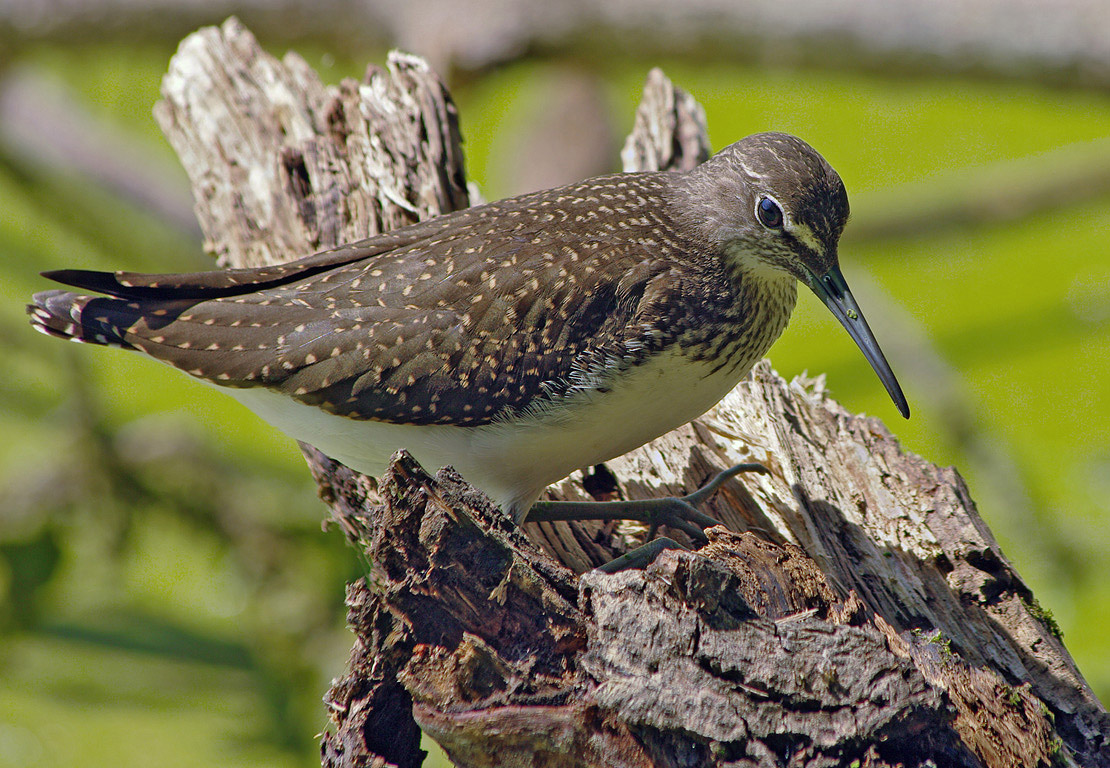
[
  {"x1": 28, "y1": 247, "x2": 385, "y2": 354},
  {"x1": 28, "y1": 289, "x2": 140, "y2": 349}
]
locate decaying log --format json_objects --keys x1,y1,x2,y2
[{"x1": 153, "y1": 18, "x2": 1109, "y2": 768}]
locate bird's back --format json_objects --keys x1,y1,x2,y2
[{"x1": 30, "y1": 171, "x2": 742, "y2": 430}]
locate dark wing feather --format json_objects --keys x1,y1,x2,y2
[
  {"x1": 30, "y1": 174, "x2": 690, "y2": 426},
  {"x1": 41, "y1": 210, "x2": 480, "y2": 299}
]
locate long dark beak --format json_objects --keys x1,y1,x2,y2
[{"x1": 805, "y1": 265, "x2": 910, "y2": 419}]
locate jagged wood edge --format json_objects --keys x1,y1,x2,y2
[
  {"x1": 565, "y1": 68, "x2": 1106, "y2": 766},
  {"x1": 574, "y1": 64, "x2": 1106, "y2": 763},
  {"x1": 152, "y1": 19, "x2": 1108, "y2": 767},
  {"x1": 154, "y1": 17, "x2": 473, "y2": 768},
  {"x1": 604, "y1": 68, "x2": 1106, "y2": 761}
]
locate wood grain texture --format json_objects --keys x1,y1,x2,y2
[{"x1": 153, "y1": 20, "x2": 1109, "y2": 767}]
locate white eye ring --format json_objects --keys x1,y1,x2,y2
[{"x1": 756, "y1": 196, "x2": 784, "y2": 230}]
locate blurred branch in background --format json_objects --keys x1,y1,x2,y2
[
  {"x1": 0, "y1": 67, "x2": 200, "y2": 239},
  {"x1": 4, "y1": 0, "x2": 1110, "y2": 87},
  {"x1": 0, "y1": 338, "x2": 352, "y2": 749},
  {"x1": 849, "y1": 139, "x2": 1110, "y2": 242}
]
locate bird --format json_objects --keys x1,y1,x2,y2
[{"x1": 28, "y1": 131, "x2": 908, "y2": 533}]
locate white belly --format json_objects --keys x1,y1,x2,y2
[{"x1": 218, "y1": 346, "x2": 752, "y2": 519}]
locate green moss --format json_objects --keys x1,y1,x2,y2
[
  {"x1": 1024, "y1": 596, "x2": 1065, "y2": 642},
  {"x1": 1049, "y1": 735, "x2": 1066, "y2": 767},
  {"x1": 912, "y1": 628, "x2": 957, "y2": 661}
]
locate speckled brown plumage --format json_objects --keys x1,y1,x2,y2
[
  {"x1": 31, "y1": 173, "x2": 767, "y2": 427},
  {"x1": 29, "y1": 132, "x2": 907, "y2": 517}
]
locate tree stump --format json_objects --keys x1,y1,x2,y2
[{"x1": 153, "y1": 18, "x2": 1109, "y2": 768}]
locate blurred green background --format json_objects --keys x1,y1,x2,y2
[{"x1": 1, "y1": 9, "x2": 1108, "y2": 768}]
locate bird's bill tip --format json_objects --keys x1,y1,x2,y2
[{"x1": 806, "y1": 266, "x2": 910, "y2": 419}]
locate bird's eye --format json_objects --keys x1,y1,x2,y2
[{"x1": 756, "y1": 196, "x2": 784, "y2": 230}]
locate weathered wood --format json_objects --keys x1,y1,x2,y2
[
  {"x1": 153, "y1": 20, "x2": 1109, "y2": 768},
  {"x1": 156, "y1": 19, "x2": 473, "y2": 767},
  {"x1": 155, "y1": 17, "x2": 469, "y2": 266}
]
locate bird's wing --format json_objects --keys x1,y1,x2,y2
[
  {"x1": 31, "y1": 177, "x2": 689, "y2": 426},
  {"x1": 40, "y1": 209, "x2": 480, "y2": 300}
]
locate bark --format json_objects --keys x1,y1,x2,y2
[{"x1": 153, "y1": 19, "x2": 1109, "y2": 768}]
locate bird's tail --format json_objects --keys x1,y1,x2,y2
[
  {"x1": 25, "y1": 236, "x2": 397, "y2": 348},
  {"x1": 25, "y1": 249, "x2": 354, "y2": 350},
  {"x1": 27, "y1": 288, "x2": 142, "y2": 349}
]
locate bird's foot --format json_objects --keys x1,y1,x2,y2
[
  {"x1": 593, "y1": 537, "x2": 687, "y2": 574},
  {"x1": 526, "y1": 462, "x2": 770, "y2": 570}
]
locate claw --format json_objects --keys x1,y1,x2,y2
[
  {"x1": 527, "y1": 462, "x2": 770, "y2": 572},
  {"x1": 595, "y1": 537, "x2": 688, "y2": 574},
  {"x1": 679, "y1": 462, "x2": 769, "y2": 507}
]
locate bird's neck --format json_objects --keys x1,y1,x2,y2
[
  {"x1": 655, "y1": 252, "x2": 797, "y2": 376},
  {"x1": 730, "y1": 258, "x2": 799, "y2": 354}
]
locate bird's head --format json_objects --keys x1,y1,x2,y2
[{"x1": 676, "y1": 131, "x2": 909, "y2": 418}]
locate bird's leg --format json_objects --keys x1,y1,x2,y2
[{"x1": 525, "y1": 463, "x2": 770, "y2": 569}]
